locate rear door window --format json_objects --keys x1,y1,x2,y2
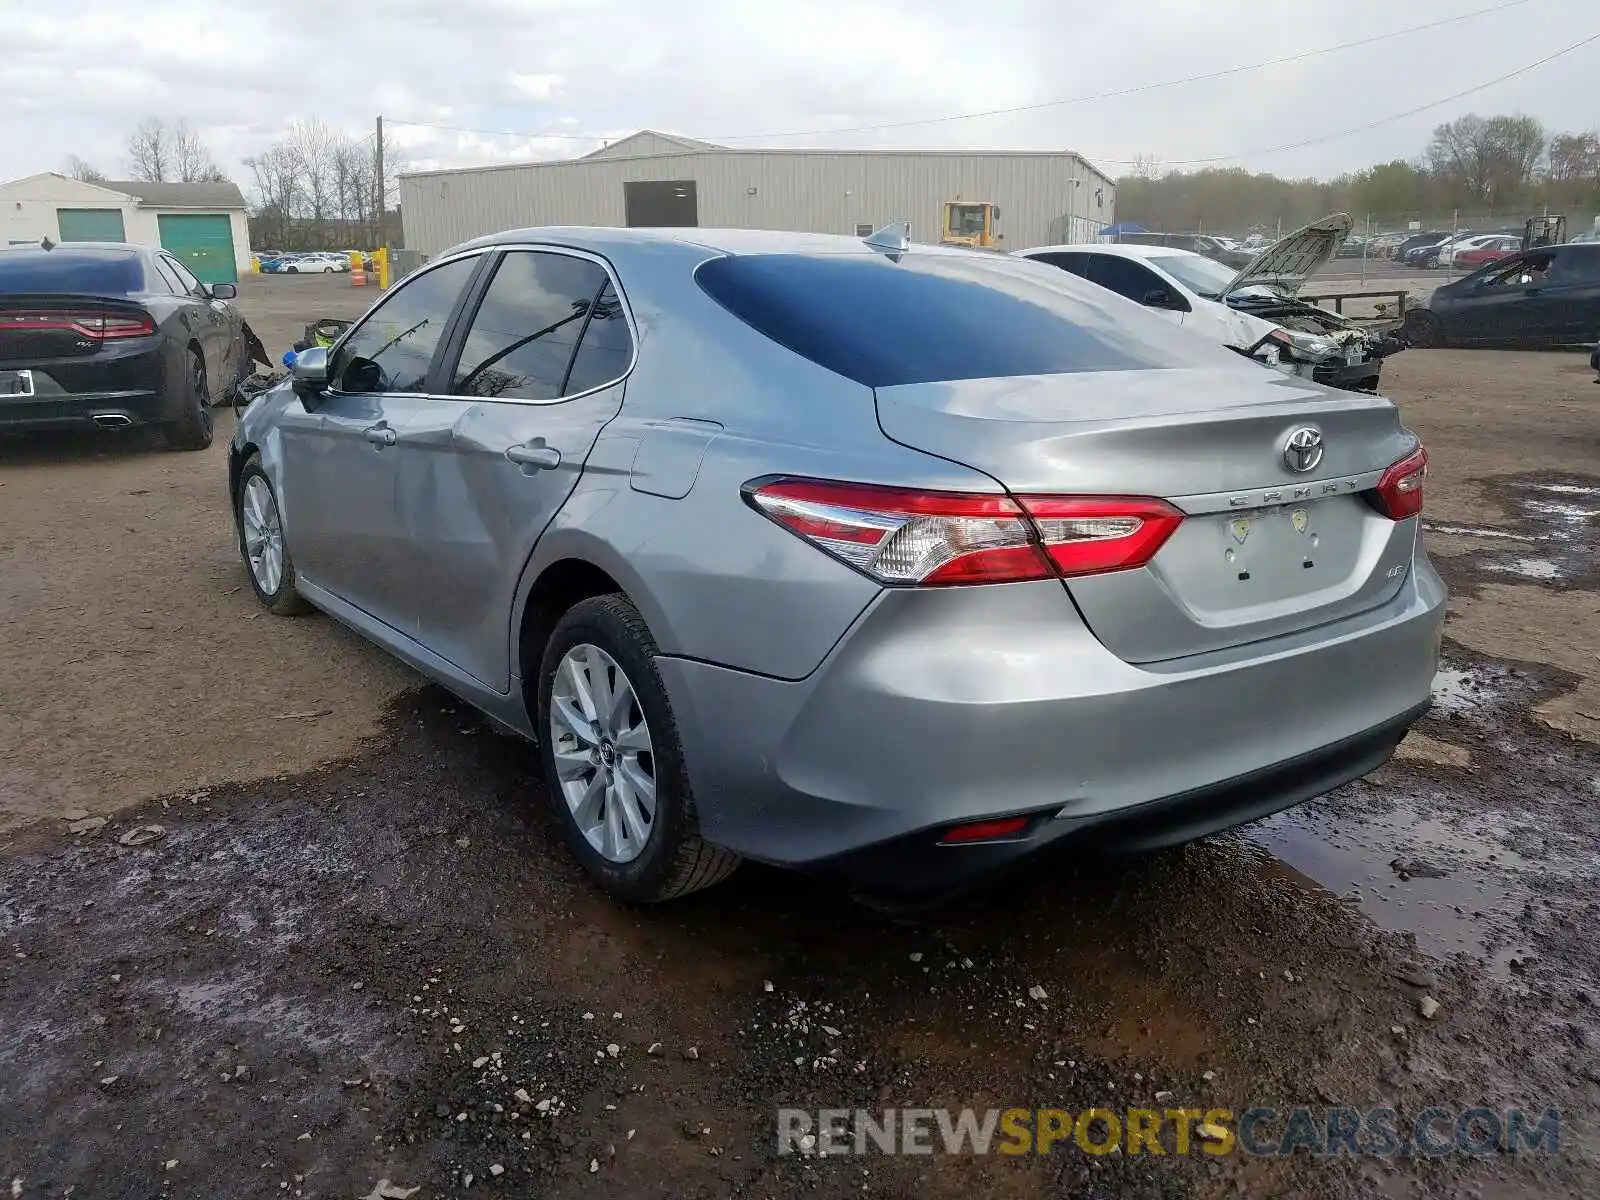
[
  {"x1": 450, "y1": 250, "x2": 611, "y2": 401},
  {"x1": 152, "y1": 257, "x2": 187, "y2": 295},
  {"x1": 162, "y1": 255, "x2": 204, "y2": 296},
  {"x1": 333, "y1": 254, "x2": 481, "y2": 394},
  {"x1": 1024, "y1": 251, "x2": 1091, "y2": 277},
  {"x1": 563, "y1": 283, "x2": 633, "y2": 394},
  {"x1": 695, "y1": 252, "x2": 1232, "y2": 388},
  {"x1": 1084, "y1": 255, "x2": 1168, "y2": 305}
]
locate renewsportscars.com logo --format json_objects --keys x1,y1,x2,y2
[{"x1": 777, "y1": 1106, "x2": 1561, "y2": 1158}]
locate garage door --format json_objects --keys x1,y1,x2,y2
[
  {"x1": 57, "y1": 209, "x2": 127, "y2": 242},
  {"x1": 157, "y1": 213, "x2": 237, "y2": 284}
]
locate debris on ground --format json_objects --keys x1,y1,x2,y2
[{"x1": 116, "y1": 825, "x2": 166, "y2": 847}]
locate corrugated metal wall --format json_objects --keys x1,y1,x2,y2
[{"x1": 400, "y1": 150, "x2": 1115, "y2": 255}]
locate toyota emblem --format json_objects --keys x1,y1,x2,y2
[{"x1": 1283, "y1": 427, "x2": 1324, "y2": 474}]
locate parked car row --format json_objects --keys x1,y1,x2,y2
[
  {"x1": 259, "y1": 251, "x2": 353, "y2": 274},
  {"x1": 226, "y1": 220, "x2": 1444, "y2": 905}
]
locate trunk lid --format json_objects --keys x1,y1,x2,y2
[
  {"x1": 1221, "y1": 212, "x2": 1352, "y2": 300},
  {"x1": 0, "y1": 295, "x2": 153, "y2": 363},
  {"x1": 875, "y1": 364, "x2": 1419, "y2": 663}
]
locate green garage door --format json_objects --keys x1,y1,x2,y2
[
  {"x1": 57, "y1": 208, "x2": 127, "y2": 242},
  {"x1": 157, "y1": 213, "x2": 237, "y2": 284}
]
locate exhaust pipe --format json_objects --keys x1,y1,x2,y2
[{"x1": 92, "y1": 414, "x2": 132, "y2": 428}]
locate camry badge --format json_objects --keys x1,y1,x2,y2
[
  {"x1": 1291, "y1": 508, "x2": 1309, "y2": 534},
  {"x1": 1284, "y1": 426, "x2": 1324, "y2": 474},
  {"x1": 1231, "y1": 519, "x2": 1251, "y2": 544}
]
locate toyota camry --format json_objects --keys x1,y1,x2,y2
[{"x1": 229, "y1": 225, "x2": 1444, "y2": 904}]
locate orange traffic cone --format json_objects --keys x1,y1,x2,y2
[{"x1": 351, "y1": 265, "x2": 367, "y2": 287}]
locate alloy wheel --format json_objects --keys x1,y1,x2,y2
[
  {"x1": 240, "y1": 475, "x2": 285, "y2": 595},
  {"x1": 548, "y1": 643, "x2": 657, "y2": 864},
  {"x1": 193, "y1": 355, "x2": 214, "y2": 434}
]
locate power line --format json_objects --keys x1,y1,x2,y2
[
  {"x1": 1090, "y1": 28, "x2": 1600, "y2": 167},
  {"x1": 711, "y1": 0, "x2": 1535, "y2": 140},
  {"x1": 386, "y1": 0, "x2": 1533, "y2": 150}
]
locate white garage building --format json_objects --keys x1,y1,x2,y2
[
  {"x1": 0, "y1": 173, "x2": 251, "y2": 284},
  {"x1": 399, "y1": 130, "x2": 1115, "y2": 256}
]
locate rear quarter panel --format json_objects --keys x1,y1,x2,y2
[{"x1": 513, "y1": 239, "x2": 1008, "y2": 682}]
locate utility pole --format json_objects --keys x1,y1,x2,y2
[{"x1": 374, "y1": 115, "x2": 386, "y2": 252}]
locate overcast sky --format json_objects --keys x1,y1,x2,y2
[{"x1": 2, "y1": 0, "x2": 1595, "y2": 191}]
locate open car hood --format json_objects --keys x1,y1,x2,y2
[{"x1": 1222, "y1": 212, "x2": 1353, "y2": 300}]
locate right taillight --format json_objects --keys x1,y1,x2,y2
[
  {"x1": 745, "y1": 478, "x2": 1182, "y2": 586},
  {"x1": 1374, "y1": 444, "x2": 1428, "y2": 520}
]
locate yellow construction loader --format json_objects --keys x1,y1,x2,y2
[{"x1": 941, "y1": 201, "x2": 1002, "y2": 249}]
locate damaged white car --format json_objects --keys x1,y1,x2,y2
[{"x1": 1017, "y1": 213, "x2": 1406, "y2": 392}]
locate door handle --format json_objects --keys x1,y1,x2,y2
[
  {"x1": 364, "y1": 424, "x2": 397, "y2": 447},
  {"x1": 505, "y1": 440, "x2": 561, "y2": 470}
]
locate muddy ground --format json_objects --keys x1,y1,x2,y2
[{"x1": 1, "y1": 275, "x2": 1597, "y2": 1198}]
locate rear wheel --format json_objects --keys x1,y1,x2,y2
[
  {"x1": 537, "y1": 594, "x2": 740, "y2": 902},
  {"x1": 161, "y1": 349, "x2": 214, "y2": 450},
  {"x1": 322, "y1": 266, "x2": 334, "y2": 274},
  {"x1": 1403, "y1": 310, "x2": 1445, "y2": 349},
  {"x1": 286, "y1": 265, "x2": 299, "y2": 274}
]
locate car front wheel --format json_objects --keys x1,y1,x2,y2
[
  {"x1": 537, "y1": 594, "x2": 739, "y2": 902},
  {"x1": 235, "y1": 458, "x2": 311, "y2": 615}
]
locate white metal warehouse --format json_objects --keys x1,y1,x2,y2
[{"x1": 399, "y1": 130, "x2": 1115, "y2": 255}]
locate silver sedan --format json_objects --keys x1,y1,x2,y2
[{"x1": 230, "y1": 225, "x2": 1444, "y2": 904}]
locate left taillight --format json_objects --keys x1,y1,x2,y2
[
  {"x1": 744, "y1": 478, "x2": 1183, "y2": 586},
  {"x1": 1374, "y1": 444, "x2": 1427, "y2": 520},
  {"x1": 0, "y1": 309, "x2": 155, "y2": 340}
]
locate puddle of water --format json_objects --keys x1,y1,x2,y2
[
  {"x1": 1484, "y1": 557, "x2": 1563, "y2": 581},
  {"x1": 1530, "y1": 483, "x2": 1600, "y2": 497},
  {"x1": 1430, "y1": 664, "x2": 1506, "y2": 716},
  {"x1": 1240, "y1": 801, "x2": 1520, "y2": 964},
  {"x1": 1523, "y1": 498, "x2": 1600, "y2": 525},
  {"x1": 1422, "y1": 523, "x2": 1536, "y2": 542}
]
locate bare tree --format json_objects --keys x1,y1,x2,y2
[
  {"x1": 127, "y1": 118, "x2": 172, "y2": 182},
  {"x1": 63, "y1": 155, "x2": 107, "y2": 183},
  {"x1": 245, "y1": 143, "x2": 302, "y2": 248},
  {"x1": 170, "y1": 119, "x2": 227, "y2": 183},
  {"x1": 281, "y1": 119, "x2": 341, "y2": 245},
  {"x1": 127, "y1": 118, "x2": 228, "y2": 183},
  {"x1": 1427, "y1": 113, "x2": 1546, "y2": 204}
]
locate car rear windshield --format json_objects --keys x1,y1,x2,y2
[
  {"x1": 695, "y1": 252, "x2": 1229, "y2": 387},
  {"x1": 0, "y1": 250, "x2": 144, "y2": 295}
]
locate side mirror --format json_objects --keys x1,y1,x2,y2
[
  {"x1": 291, "y1": 345, "x2": 330, "y2": 398},
  {"x1": 208, "y1": 282, "x2": 237, "y2": 300},
  {"x1": 1143, "y1": 288, "x2": 1179, "y2": 309}
]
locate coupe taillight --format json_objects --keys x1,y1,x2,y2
[
  {"x1": 0, "y1": 309, "x2": 156, "y2": 340},
  {"x1": 1374, "y1": 445, "x2": 1427, "y2": 520},
  {"x1": 745, "y1": 478, "x2": 1183, "y2": 586}
]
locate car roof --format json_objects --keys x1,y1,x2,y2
[
  {"x1": 449, "y1": 225, "x2": 990, "y2": 260},
  {"x1": 0, "y1": 242, "x2": 146, "y2": 263},
  {"x1": 1015, "y1": 242, "x2": 1203, "y2": 263}
]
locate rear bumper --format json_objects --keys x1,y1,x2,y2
[
  {"x1": 807, "y1": 702, "x2": 1427, "y2": 899},
  {"x1": 658, "y1": 555, "x2": 1445, "y2": 899},
  {"x1": 0, "y1": 348, "x2": 170, "y2": 431}
]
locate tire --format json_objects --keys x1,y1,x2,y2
[
  {"x1": 287, "y1": 266, "x2": 299, "y2": 274},
  {"x1": 161, "y1": 348, "x2": 214, "y2": 450},
  {"x1": 537, "y1": 594, "x2": 740, "y2": 902},
  {"x1": 1403, "y1": 310, "x2": 1446, "y2": 350},
  {"x1": 234, "y1": 456, "x2": 311, "y2": 616},
  {"x1": 323, "y1": 267, "x2": 334, "y2": 274}
]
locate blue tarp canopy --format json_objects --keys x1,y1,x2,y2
[{"x1": 1100, "y1": 221, "x2": 1148, "y2": 236}]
